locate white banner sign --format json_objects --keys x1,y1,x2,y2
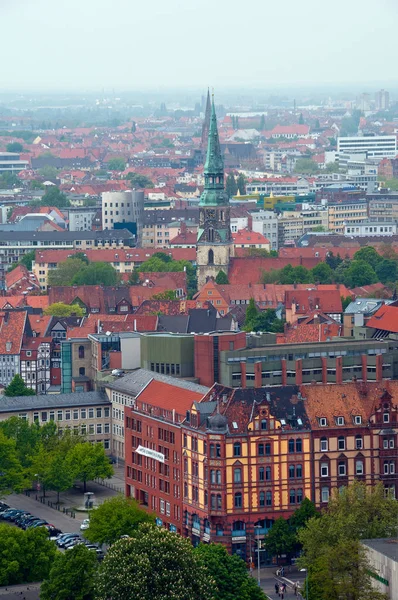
[{"x1": 136, "y1": 445, "x2": 165, "y2": 463}]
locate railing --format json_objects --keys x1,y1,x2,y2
[
  {"x1": 24, "y1": 490, "x2": 76, "y2": 518},
  {"x1": 94, "y1": 478, "x2": 123, "y2": 493}
]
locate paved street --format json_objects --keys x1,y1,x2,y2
[
  {"x1": 252, "y1": 567, "x2": 306, "y2": 599},
  {"x1": 6, "y1": 493, "x2": 84, "y2": 534}
]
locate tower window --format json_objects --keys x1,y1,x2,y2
[
  {"x1": 208, "y1": 228, "x2": 214, "y2": 243},
  {"x1": 208, "y1": 249, "x2": 214, "y2": 265}
]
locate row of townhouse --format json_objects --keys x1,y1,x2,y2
[{"x1": 113, "y1": 375, "x2": 398, "y2": 565}]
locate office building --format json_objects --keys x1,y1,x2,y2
[{"x1": 337, "y1": 136, "x2": 397, "y2": 160}]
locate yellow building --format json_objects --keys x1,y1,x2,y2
[{"x1": 328, "y1": 201, "x2": 368, "y2": 234}]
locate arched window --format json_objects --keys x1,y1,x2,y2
[
  {"x1": 259, "y1": 491, "x2": 265, "y2": 507},
  {"x1": 78, "y1": 345, "x2": 85, "y2": 359},
  {"x1": 234, "y1": 492, "x2": 242, "y2": 508},
  {"x1": 296, "y1": 465, "x2": 302, "y2": 478},
  {"x1": 266, "y1": 491, "x2": 272, "y2": 506},
  {"x1": 289, "y1": 465, "x2": 295, "y2": 478},
  {"x1": 288, "y1": 439, "x2": 295, "y2": 453},
  {"x1": 296, "y1": 488, "x2": 303, "y2": 503},
  {"x1": 232, "y1": 520, "x2": 245, "y2": 532},
  {"x1": 208, "y1": 248, "x2": 214, "y2": 264},
  {"x1": 234, "y1": 468, "x2": 242, "y2": 483},
  {"x1": 289, "y1": 489, "x2": 296, "y2": 504},
  {"x1": 296, "y1": 439, "x2": 302, "y2": 452}
]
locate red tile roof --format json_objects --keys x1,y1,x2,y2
[
  {"x1": 36, "y1": 247, "x2": 196, "y2": 266},
  {"x1": 285, "y1": 289, "x2": 342, "y2": 314},
  {"x1": 0, "y1": 311, "x2": 27, "y2": 355},
  {"x1": 232, "y1": 229, "x2": 270, "y2": 246},
  {"x1": 366, "y1": 304, "x2": 398, "y2": 333},
  {"x1": 228, "y1": 257, "x2": 321, "y2": 285},
  {"x1": 28, "y1": 314, "x2": 52, "y2": 337},
  {"x1": 136, "y1": 379, "x2": 203, "y2": 414}
]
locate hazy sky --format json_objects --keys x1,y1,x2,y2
[{"x1": 2, "y1": 0, "x2": 397, "y2": 92}]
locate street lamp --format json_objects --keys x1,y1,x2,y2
[
  {"x1": 254, "y1": 525, "x2": 261, "y2": 586},
  {"x1": 300, "y1": 568, "x2": 309, "y2": 599}
]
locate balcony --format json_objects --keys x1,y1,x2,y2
[{"x1": 232, "y1": 529, "x2": 246, "y2": 537}]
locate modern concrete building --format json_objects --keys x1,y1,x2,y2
[
  {"x1": 102, "y1": 190, "x2": 144, "y2": 243},
  {"x1": 67, "y1": 206, "x2": 98, "y2": 232},
  {"x1": 337, "y1": 135, "x2": 397, "y2": 159},
  {"x1": 0, "y1": 152, "x2": 29, "y2": 174},
  {"x1": 328, "y1": 200, "x2": 368, "y2": 234},
  {"x1": 362, "y1": 538, "x2": 397, "y2": 599},
  {"x1": 344, "y1": 221, "x2": 396, "y2": 236},
  {"x1": 251, "y1": 210, "x2": 279, "y2": 251}
]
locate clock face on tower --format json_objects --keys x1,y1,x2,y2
[{"x1": 206, "y1": 209, "x2": 216, "y2": 220}]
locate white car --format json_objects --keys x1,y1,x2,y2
[{"x1": 80, "y1": 519, "x2": 90, "y2": 531}]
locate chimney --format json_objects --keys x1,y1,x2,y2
[
  {"x1": 321, "y1": 356, "x2": 327, "y2": 384},
  {"x1": 254, "y1": 361, "x2": 262, "y2": 388},
  {"x1": 295, "y1": 359, "x2": 303, "y2": 385},
  {"x1": 376, "y1": 353, "x2": 383, "y2": 382},
  {"x1": 361, "y1": 354, "x2": 367, "y2": 383},
  {"x1": 336, "y1": 356, "x2": 343, "y2": 385},
  {"x1": 240, "y1": 361, "x2": 247, "y2": 389},
  {"x1": 281, "y1": 358, "x2": 287, "y2": 386}
]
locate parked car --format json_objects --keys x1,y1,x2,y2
[
  {"x1": 57, "y1": 534, "x2": 81, "y2": 548},
  {"x1": 22, "y1": 517, "x2": 43, "y2": 529},
  {"x1": 80, "y1": 519, "x2": 90, "y2": 531},
  {"x1": 29, "y1": 520, "x2": 48, "y2": 529},
  {"x1": 14, "y1": 512, "x2": 31, "y2": 526},
  {"x1": 64, "y1": 537, "x2": 82, "y2": 549},
  {"x1": 2, "y1": 509, "x2": 23, "y2": 521}
]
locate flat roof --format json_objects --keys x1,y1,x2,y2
[
  {"x1": 362, "y1": 538, "x2": 398, "y2": 562},
  {"x1": 0, "y1": 391, "x2": 110, "y2": 413}
]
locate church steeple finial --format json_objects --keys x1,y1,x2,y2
[{"x1": 204, "y1": 96, "x2": 224, "y2": 175}]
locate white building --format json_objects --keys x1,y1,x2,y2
[
  {"x1": 102, "y1": 190, "x2": 144, "y2": 243},
  {"x1": 0, "y1": 152, "x2": 29, "y2": 174},
  {"x1": 251, "y1": 210, "x2": 279, "y2": 251},
  {"x1": 337, "y1": 135, "x2": 397, "y2": 159},
  {"x1": 344, "y1": 221, "x2": 397, "y2": 236},
  {"x1": 68, "y1": 206, "x2": 98, "y2": 231}
]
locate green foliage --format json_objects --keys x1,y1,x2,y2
[
  {"x1": 194, "y1": 543, "x2": 266, "y2": 600},
  {"x1": 139, "y1": 253, "x2": 197, "y2": 297},
  {"x1": 72, "y1": 262, "x2": 120, "y2": 286},
  {"x1": 0, "y1": 524, "x2": 56, "y2": 586},
  {"x1": 294, "y1": 158, "x2": 318, "y2": 174},
  {"x1": 41, "y1": 543, "x2": 98, "y2": 600},
  {"x1": 325, "y1": 161, "x2": 340, "y2": 173},
  {"x1": 125, "y1": 172, "x2": 154, "y2": 188},
  {"x1": 382, "y1": 178, "x2": 398, "y2": 190},
  {"x1": 95, "y1": 523, "x2": 214, "y2": 600},
  {"x1": 0, "y1": 172, "x2": 21, "y2": 189},
  {"x1": 298, "y1": 113, "x2": 304, "y2": 125},
  {"x1": 7, "y1": 250, "x2": 35, "y2": 272},
  {"x1": 226, "y1": 173, "x2": 238, "y2": 198},
  {"x1": 0, "y1": 431, "x2": 28, "y2": 494},
  {"x1": 299, "y1": 482, "x2": 395, "y2": 600},
  {"x1": 4, "y1": 374, "x2": 35, "y2": 397},
  {"x1": 41, "y1": 186, "x2": 70, "y2": 208},
  {"x1": 38, "y1": 166, "x2": 59, "y2": 181},
  {"x1": 341, "y1": 296, "x2": 353, "y2": 311},
  {"x1": 44, "y1": 302, "x2": 85, "y2": 317},
  {"x1": 215, "y1": 270, "x2": 229, "y2": 284},
  {"x1": 340, "y1": 109, "x2": 361, "y2": 136},
  {"x1": 6, "y1": 142, "x2": 23, "y2": 152},
  {"x1": 244, "y1": 299, "x2": 284, "y2": 333},
  {"x1": 343, "y1": 260, "x2": 378, "y2": 288},
  {"x1": 279, "y1": 264, "x2": 311, "y2": 284},
  {"x1": 107, "y1": 158, "x2": 126, "y2": 171},
  {"x1": 45, "y1": 451, "x2": 75, "y2": 503},
  {"x1": 65, "y1": 442, "x2": 113, "y2": 493},
  {"x1": 248, "y1": 248, "x2": 278, "y2": 258},
  {"x1": 264, "y1": 518, "x2": 296, "y2": 559},
  {"x1": 85, "y1": 496, "x2": 154, "y2": 545},
  {"x1": 0, "y1": 130, "x2": 35, "y2": 142},
  {"x1": 48, "y1": 257, "x2": 88, "y2": 286},
  {"x1": 128, "y1": 269, "x2": 140, "y2": 285},
  {"x1": 151, "y1": 290, "x2": 177, "y2": 300},
  {"x1": 325, "y1": 252, "x2": 343, "y2": 270},
  {"x1": 353, "y1": 246, "x2": 382, "y2": 269},
  {"x1": 289, "y1": 498, "x2": 319, "y2": 532},
  {"x1": 237, "y1": 173, "x2": 246, "y2": 195},
  {"x1": 376, "y1": 259, "x2": 397, "y2": 284},
  {"x1": 311, "y1": 262, "x2": 333, "y2": 284}
]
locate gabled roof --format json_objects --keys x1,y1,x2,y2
[
  {"x1": 366, "y1": 304, "x2": 398, "y2": 333},
  {"x1": 285, "y1": 289, "x2": 342, "y2": 314},
  {"x1": 0, "y1": 311, "x2": 27, "y2": 355},
  {"x1": 232, "y1": 228, "x2": 270, "y2": 245},
  {"x1": 136, "y1": 379, "x2": 204, "y2": 415}
]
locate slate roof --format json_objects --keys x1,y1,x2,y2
[
  {"x1": 0, "y1": 391, "x2": 109, "y2": 413},
  {"x1": 107, "y1": 368, "x2": 208, "y2": 396}
]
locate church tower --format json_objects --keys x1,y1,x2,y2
[
  {"x1": 200, "y1": 89, "x2": 211, "y2": 157},
  {"x1": 197, "y1": 97, "x2": 233, "y2": 288}
]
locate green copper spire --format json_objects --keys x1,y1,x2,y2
[{"x1": 199, "y1": 96, "x2": 227, "y2": 206}]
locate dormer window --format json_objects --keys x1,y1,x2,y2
[
  {"x1": 383, "y1": 413, "x2": 390, "y2": 423},
  {"x1": 319, "y1": 417, "x2": 327, "y2": 427},
  {"x1": 336, "y1": 416, "x2": 345, "y2": 426},
  {"x1": 354, "y1": 415, "x2": 362, "y2": 425}
]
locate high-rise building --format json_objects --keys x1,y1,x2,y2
[
  {"x1": 102, "y1": 190, "x2": 144, "y2": 244},
  {"x1": 375, "y1": 89, "x2": 390, "y2": 111},
  {"x1": 196, "y1": 97, "x2": 233, "y2": 287}
]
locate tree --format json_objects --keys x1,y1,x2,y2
[
  {"x1": 128, "y1": 269, "x2": 140, "y2": 285},
  {"x1": 46, "y1": 450, "x2": 75, "y2": 503},
  {"x1": 66, "y1": 442, "x2": 113, "y2": 493},
  {"x1": 325, "y1": 252, "x2": 342, "y2": 270},
  {"x1": 151, "y1": 290, "x2": 176, "y2": 300},
  {"x1": 0, "y1": 172, "x2": 21, "y2": 189},
  {"x1": 259, "y1": 115, "x2": 265, "y2": 130},
  {"x1": 194, "y1": 543, "x2": 265, "y2": 600},
  {"x1": 95, "y1": 524, "x2": 214, "y2": 600},
  {"x1": 226, "y1": 173, "x2": 238, "y2": 198},
  {"x1": 107, "y1": 158, "x2": 126, "y2": 171},
  {"x1": 38, "y1": 166, "x2": 59, "y2": 181},
  {"x1": 353, "y1": 246, "x2": 382, "y2": 269},
  {"x1": 264, "y1": 518, "x2": 296, "y2": 560},
  {"x1": 44, "y1": 302, "x2": 85, "y2": 317},
  {"x1": 85, "y1": 496, "x2": 154, "y2": 545},
  {"x1": 243, "y1": 299, "x2": 284, "y2": 333},
  {"x1": 41, "y1": 186, "x2": 70, "y2": 208},
  {"x1": 126, "y1": 172, "x2": 154, "y2": 188},
  {"x1": 244, "y1": 298, "x2": 258, "y2": 329},
  {"x1": 382, "y1": 178, "x2": 398, "y2": 191},
  {"x1": 0, "y1": 431, "x2": 27, "y2": 494},
  {"x1": 8, "y1": 250, "x2": 36, "y2": 273},
  {"x1": 0, "y1": 524, "x2": 56, "y2": 586},
  {"x1": 289, "y1": 498, "x2": 319, "y2": 532},
  {"x1": 4, "y1": 374, "x2": 35, "y2": 397},
  {"x1": 343, "y1": 260, "x2": 378, "y2": 288},
  {"x1": 237, "y1": 173, "x2": 246, "y2": 195},
  {"x1": 376, "y1": 259, "x2": 397, "y2": 284},
  {"x1": 280, "y1": 264, "x2": 311, "y2": 284},
  {"x1": 294, "y1": 158, "x2": 318, "y2": 174},
  {"x1": 131, "y1": 121, "x2": 136, "y2": 133},
  {"x1": 41, "y1": 543, "x2": 98, "y2": 600},
  {"x1": 48, "y1": 257, "x2": 87, "y2": 286},
  {"x1": 215, "y1": 270, "x2": 229, "y2": 284},
  {"x1": 72, "y1": 262, "x2": 120, "y2": 286},
  {"x1": 311, "y1": 262, "x2": 333, "y2": 284},
  {"x1": 325, "y1": 161, "x2": 340, "y2": 173},
  {"x1": 6, "y1": 142, "x2": 23, "y2": 153}
]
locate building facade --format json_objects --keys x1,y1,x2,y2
[{"x1": 337, "y1": 135, "x2": 397, "y2": 159}]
